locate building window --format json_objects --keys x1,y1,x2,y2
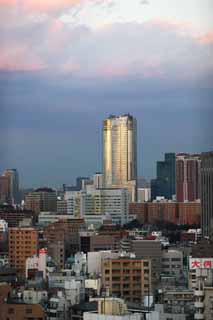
[
  {"x1": 26, "y1": 308, "x2": 32, "y2": 314},
  {"x1": 8, "y1": 308, "x2": 14, "y2": 314}
]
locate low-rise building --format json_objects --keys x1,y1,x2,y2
[{"x1": 102, "y1": 253, "x2": 152, "y2": 304}]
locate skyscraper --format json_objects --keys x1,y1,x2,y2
[
  {"x1": 201, "y1": 151, "x2": 213, "y2": 239},
  {"x1": 102, "y1": 114, "x2": 137, "y2": 201},
  {"x1": 176, "y1": 153, "x2": 201, "y2": 202},
  {"x1": 3, "y1": 169, "x2": 19, "y2": 205},
  {"x1": 151, "y1": 153, "x2": 176, "y2": 200}
]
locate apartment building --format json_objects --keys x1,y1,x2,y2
[
  {"x1": 9, "y1": 227, "x2": 38, "y2": 274},
  {"x1": 102, "y1": 254, "x2": 151, "y2": 304}
]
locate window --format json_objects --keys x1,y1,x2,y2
[
  {"x1": 8, "y1": 308, "x2": 14, "y2": 314},
  {"x1": 26, "y1": 308, "x2": 32, "y2": 314}
]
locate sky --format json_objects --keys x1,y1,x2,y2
[{"x1": 0, "y1": 0, "x2": 213, "y2": 188}]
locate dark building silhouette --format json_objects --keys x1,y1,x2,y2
[
  {"x1": 151, "y1": 153, "x2": 176, "y2": 200},
  {"x1": 201, "y1": 151, "x2": 213, "y2": 239}
]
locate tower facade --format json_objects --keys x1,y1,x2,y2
[
  {"x1": 102, "y1": 114, "x2": 137, "y2": 201},
  {"x1": 176, "y1": 153, "x2": 201, "y2": 202},
  {"x1": 201, "y1": 152, "x2": 213, "y2": 239},
  {"x1": 151, "y1": 153, "x2": 176, "y2": 200},
  {"x1": 3, "y1": 169, "x2": 19, "y2": 204}
]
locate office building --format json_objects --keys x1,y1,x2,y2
[
  {"x1": 0, "y1": 176, "x2": 10, "y2": 204},
  {"x1": 93, "y1": 172, "x2": 104, "y2": 189},
  {"x1": 176, "y1": 153, "x2": 201, "y2": 202},
  {"x1": 25, "y1": 187, "x2": 57, "y2": 214},
  {"x1": 201, "y1": 151, "x2": 213, "y2": 239},
  {"x1": 2, "y1": 169, "x2": 19, "y2": 205},
  {"x1": 103, "y1": 114, "x2": 137, "y2": 201},
  {"x1": 102, "y1": 254, "x2": 151, "y2": 304},
  {"x1": 151, "y1": 153, "x2": 176, "y2": 200},
  {"x1": 9, "y1": 227, "x2": 38, "y2": 274},
  {"x1": 65, "y1": 188, "x2": 130, "y2": 226}
]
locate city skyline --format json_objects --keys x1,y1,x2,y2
[{"x1": 1, "y1": 0, "x2": 213, "y2": 187}]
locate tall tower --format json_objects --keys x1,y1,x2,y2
[
  {"x1": 102, "y1": 114, "x2": 137, "y2": 201},
  {"x1": 176, "y1": 153, "x2": 201, "y2": 202},
  {"x1": 3, "y1": 169, "x2": 19, "y2": 205},
  {"x1": 201, "y1": 151, "x2": 213, "y2": 239}
]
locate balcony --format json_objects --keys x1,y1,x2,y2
[
  {"x1": 194, "y1": 290, "x2": 204, "y2": 296},
  {"x1": 195, "y1": 301, "x2": 204, "y2": 308},
  {"x1": 194, "y1": 313, "x2": 204, "y2": 320}
]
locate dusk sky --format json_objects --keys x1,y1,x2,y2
[{"x1": 0, "y1": 0, "x2": 213, "y2": 188}]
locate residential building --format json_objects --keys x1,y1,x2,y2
[
  {"x1": 83, "y1": 297, "x2": 144, "y2": 320},
  {"x1": 25, "y1": 248, "x2": 48, "y2": 279},
  {"x1": 161, "y1": 250, "x2": 183, "y2": 279},
  {"x1": 102, "y1": 253, "x2": 151, "y2": 304},
  {"x1": 201, "y1": 151, "x2": 213, "y2": 239},
  {"x1": 9, "y1": 227, "x2": 38, "y2": 274},
  {"x1": 0, "y1": 302, "x2": 45, "y2": 320},
  {"x1": 102, "y1": 114, "x2": 137, "y2": 202},
  {"x1": 129, "y1": 201, "x2": 201, "y2": 225},
  {"x1": 176, "y1": 153, "x2": 201, "y2": 202}
]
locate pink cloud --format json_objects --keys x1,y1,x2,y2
[
  {"x1": 198, "y1": 32, "x2": 213, "y2": 44},
  {"x1": 0, "y1": 46, "x2": 46, "y2": 72},
  {"x1": 0, "y1": 0, "x2": 108, "y2": 13}
]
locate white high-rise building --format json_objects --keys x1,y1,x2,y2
[
  {"x1": 103, "y1": 114, "x2": 137, "y2": 201},
  {"x1": 65, "y1": 188, "x2": 130, "y2": 226}
]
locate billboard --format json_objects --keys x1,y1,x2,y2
[{"x1": 189, "y1": 258, "x2": 213, "y2": 270}]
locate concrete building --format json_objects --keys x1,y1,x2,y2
[
  {"x1": 23, "y1": 289, "x2": 48, "y2": 304},
  {"x1": 102, "y1": 253, "x2": 151, "y2": 304},
  {"x1": 137, "y1": 188, "x2": 151, "y2": 203},
  {"x1": 102, "y1": 114, "x2": 137, "y2": 202},
  {"x1": 0, "y1": 176, "x2": 10, "y2": 204},
  {"x1": 0, "y1": 302, "x2": 45, "y2": 320},
  {"x1": 201, "y1": 151, "x2": 213, "y2": 239},
  {"x1": 161, "y1": 250, "x2": 183, "y2": 279},
  {"x1": 93, "y1": 173, "x2": 104, "y2": 189},
  {"x1": 130, "y1": 240, "x2": 162, "y2": 288},
  {"x1": 47, "y1": 241, "x2": 65, "y2": 270},
  {"x1": 0, "y1": 219, "x2": 8, "y2": 241},
  {"x1": 203, "y1": 286, "x2": 213, "y2": 320},
  {"x1": 44, "y1": 218, "x2": 85, "y2": 256},
  {"x1": 84, "y1": 298, "x2": 144, "y2": 320},
  {"x1": 25, "y1": 248, "x2": 47, "y2": 279},
  {"x1": 87, "y1": 251, "x2": 120, "y2": 275},
  {"x1": 129, "y1": 201, "x2": 201, "y2": 225},
  {"x1": 2, "y1": 169, "x2": 20, "y2": 205},
  {"x1": 57, "y1": 199, "x2": 68, "y2": 214},
  {"x1": 9, "y1": 227, "x2": 38, "y2": 275},
  {"x1": 25, "y1": 187, "x2": 57, "y2": 214},
  {"x1": 176, "y1": 153, "x2": 201, "y2": 202},
  {"x1": 0, "y1": 205, "x2": 36, "y2": 227},
  {"x1": 65, "y1": 188, "x2": 130, "y2": 226}
]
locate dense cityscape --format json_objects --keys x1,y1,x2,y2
[{"x1": 0, "y1": 114, "x2": 213, "y2": 320}]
